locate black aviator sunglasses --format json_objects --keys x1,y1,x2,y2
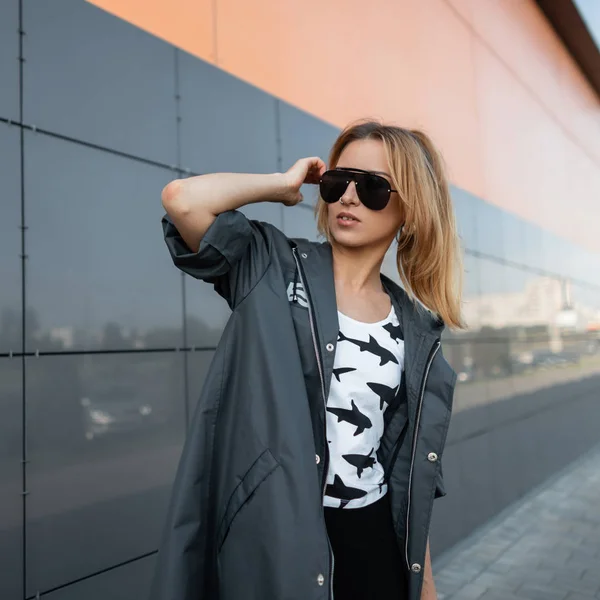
[{"x1": 319, "y1": 168, "x2": 397, "y2": 211}]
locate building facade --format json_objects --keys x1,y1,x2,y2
[{"x1": 1, "y1": 0, "x2": 599, "y2": 598}]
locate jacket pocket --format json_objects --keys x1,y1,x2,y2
[{"x1": 217, "y1": 449, "x2": 281, "y2": 553}]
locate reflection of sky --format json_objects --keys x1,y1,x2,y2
[{"x1": 574, "y1": 0, "x2": 600, "y2": 49}]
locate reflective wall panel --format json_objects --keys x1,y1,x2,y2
[
  {"x1": 25, "y1": 352, "x2": 185, "y2": 594},
  {"x1": 41, "y1": 554, "x2": 156, "y2": 600},
  {"x1": 282, "y1": 204, "x2": 320, "y2": 242},
  {"x1": 178, "y1": 50, "x2": 278, "y2": 175},
  {"x1": 24, "y1": 132, "x2": 183, "y2": 353},
  {"x1": 450, "y1": 186, "x2": 478, "y2": 252},
  {"x1": 278, "y1": 102, "x2": 338, "y2": 206},
  {"x1": 474, "y1": 198, "x2": 505, "y2": 258},
  {"x1": 22, "y1": 0, "x2": 178, "y2": 165},
  {"x1": 0, "y1": 0, "x2": 19, "y2": 121},
  {"x1": 278, "y1": 102, "x2": 338, "y2": 172},
  {"x1": 0, "y1": 358, "x2": 23, "y2": 600},
  {"x1": 0, "y1": 122, "x2": 22, "y2": 354}
]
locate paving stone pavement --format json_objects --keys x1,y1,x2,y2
[{"x1": 435, "y1": 444, "x2": 600, "y2": 600}]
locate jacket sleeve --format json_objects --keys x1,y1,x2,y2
[{"x1": 162, "y1": 210, "x2": 272, "y2": 309}]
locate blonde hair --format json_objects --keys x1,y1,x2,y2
[{"x1": 316, "y1": 120, "x2": 465, "y2": 329}]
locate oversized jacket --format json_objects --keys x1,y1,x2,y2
[{"x1": 150, "y1": 209, "x2": 457, "y2": 600}]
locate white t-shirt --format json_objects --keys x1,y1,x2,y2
[{"x1": 324, "y1": 306, "x2": 405, "y2": 509}]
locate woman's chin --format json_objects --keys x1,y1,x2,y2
[{"x1": 330, "y1": 227, "x2": 371, "y2": 248}]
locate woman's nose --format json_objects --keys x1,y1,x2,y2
[{"x1": 340, "y1": 181, "x2": 359, "y2": 205}]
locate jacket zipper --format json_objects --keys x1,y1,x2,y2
[
  {"x1": 292, "y1": 247, "x2": 335, "y2": 600},
  {"x1": 404, "y1": 340, "x2": 440, "y2": 571}
]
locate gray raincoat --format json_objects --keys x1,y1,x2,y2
[{"x1": 150, "y1": 209, "x2": 456, "y2": 600}]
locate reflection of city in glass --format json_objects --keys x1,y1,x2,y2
[
  {"x1": 464, "y1": 276, "x2": 599, "y2": 333},
  {"x1": 445, "y1": 267, "x2": 600, "y2": 407}
]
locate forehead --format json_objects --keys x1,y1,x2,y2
[{"x1": 335, "y1": 139, "x2": 389, "y2": 174}]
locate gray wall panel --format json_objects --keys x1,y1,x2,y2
[
  {"x1": 474, "y1": 199, "x2": 505, "y2": 259},
  {"x1": 42, "y1": 554, "x2": 156, "y2": 600},
  {"x1": 24, "y1": 132, "x2": 182, "y2": 352},
  {"x1": 278, "y1": 103, "x2": 338, "y2": 206},
  {"x1": 25, "y1": 352, "x2": 185, "y2": 594},
  {"x1": 0, "y1": 121, "x2": 22, "y2": 354},
  {"x1": 278, "y1": 103, "x2": 339, "y2": 169},
  {"x1": 282, "y1": 204, "x2": 320, "y2": 242},
  {"x1": 501, "y1": 209, "x2": 528, "y2": 268},
  {"x1": 183, "y1": 277, "x2": 230, "y2": 349},
  {"x1": 22, "y1": 0, "x2": 178, "y2": 165},
  {"x1": 450, "y1": 186, "x2": 478, "y2": 253},
  {"x1": 0, "y1": 358, "x2": 22, "y2": 600},
  {"x1": 0, "y1": 0, "x2": 19, "y2": 121},
  {"x1": 178, "y1": 51, "x2": 278, "y2": 175}
]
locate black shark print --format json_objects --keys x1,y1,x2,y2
[
  {"x1": 327, "y1": 399, "x2": 373, "y2": 436},
  {"x1": 332, "y1": 367, "x2": 357, "y2": 382},
  {"x1": 367, "y1": 382, "x2": 398, "y2": 410},
  {"x1": 326, "y1": 474, "x2": 368, "y2": 508},
  {"x1": 343, "y1": 448, "x2": 376, "y2": 478},
  {"x1": 383, "y1": 322, "x2": 403, "y2": 342},
  {"x1": 337, "y1": 331, "x2": 398, "y2": 366}
]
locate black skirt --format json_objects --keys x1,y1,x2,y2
[{"x1": 324, "y1": 493, "x2": 408, "y2": 600}]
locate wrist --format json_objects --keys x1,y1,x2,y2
[{"x1": 266, "y1": 172, "x2": 294, "y2": 203}]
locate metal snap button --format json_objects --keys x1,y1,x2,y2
[
  {"x1": 317, "y1": 574, "x2": 325, "y2": 586},
  {"x1": 301, "y1": 253, "x2": 308, "y2": 259},
  {"x1": 326, "y1": 343, "x2": 334, "y2": 352},
  {"x1": 411, "y1": 563, "x2": 422, "y2": 573},
  {"x1": 427, "y1": 452, "x2": 438, "y2": 462},
  {"x1": 315, "y1": 454, "x2": 320, "y2": 465}
]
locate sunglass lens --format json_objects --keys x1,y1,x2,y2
[
  {"x1": 320, "y1": 171, "x2": 350, "y2": 204},
  {"x1": 356, "y1": 173, "x2": 391, "y2": 211}
]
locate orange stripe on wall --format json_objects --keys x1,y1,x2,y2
[{"x1": 86, "y1": 0, "x2": 600, "y2": 253}]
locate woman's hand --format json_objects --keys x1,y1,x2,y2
[{"x1": 279, "y1": 157, "x2": 327, "y2": 206}]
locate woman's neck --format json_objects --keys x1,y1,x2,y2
[{"x1": 331, "y1": 242, "x2": 387, "y2": 293}]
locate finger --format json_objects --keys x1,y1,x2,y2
[
  {"x1": 309, "y1": 157, "x2": 327, "y2": 182},
  {"x1": 316, "y1": 157, "x2": 327, "y2": 176},
  {"x1": 305, "y1": 166, "x2": 322, "y2": 185}
]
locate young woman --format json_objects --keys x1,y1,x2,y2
[{"x1": 151, "y1": 121, "x2": 463, "y2": 600}]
